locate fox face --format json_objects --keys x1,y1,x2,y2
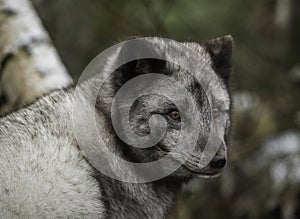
[{"x1": 94, "y1": 36, "x2": 233, "y2": 180}]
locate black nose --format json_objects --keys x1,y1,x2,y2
[{"x1": 210, "y1": 155, "x2": 226, "y2": 169}]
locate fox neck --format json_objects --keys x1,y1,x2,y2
[{"x1": 95, "y1": 173, "x2": 182, "y2": 219}]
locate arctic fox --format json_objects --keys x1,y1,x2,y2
[{"x1": 0, "y1": 36, "x2": 233, "y2": 218}]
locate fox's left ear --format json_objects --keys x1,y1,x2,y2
[{"x1": 202, "y1": 35, "x2": 234, "y2": 84}]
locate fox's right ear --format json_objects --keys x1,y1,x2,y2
[
  {"x1": 113, "y1": 38, "x2": 165, "y2": 88},
  {"x1": 202, "y1": 35, "x2": 234, "y2": 84},
  {"x1": 97, "y1": 38, "x2": 165, "y2": 114}
]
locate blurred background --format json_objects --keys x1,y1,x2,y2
[{"x1": 32, "y1": 0, "x2": 300, "y2": 218}]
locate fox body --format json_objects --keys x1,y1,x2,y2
[{"x1": 0, "y1": 36, "x2": 233, "y2": 218}]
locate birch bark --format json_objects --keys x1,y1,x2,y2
[{"x1": 0, "y1": 0, "x2": 72, "y2": 114}]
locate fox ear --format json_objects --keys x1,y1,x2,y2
[
  {"x1": 96, "y1": 38, "x2": 166, "y2": 115},
  {"x1": 114, "y1": 38, "x2": 165, "y2": 87},
  {"x1": 202, "y1": 35, "x2": 233, "y2": 84}
]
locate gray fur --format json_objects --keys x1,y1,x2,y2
[{"x1": 0, "y1": 36, "x2": 233, "y2": 218}]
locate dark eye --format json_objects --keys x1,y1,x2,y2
[
  {"x1": 169, "y1": 111, "x2": 181, "y2": 120},
  {"x1": 212, "y1": 108, "x2": 220, "y2": 118}
]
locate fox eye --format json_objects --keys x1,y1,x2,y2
[
  {"x1": 169, "y1": 111, "x2": 181, "y2": 120},
  {"x1": 212, "y1": 109, "x2": 220, "y2": 118}
]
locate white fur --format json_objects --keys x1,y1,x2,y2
[{"x1": 0, "y1": 93, "x2": 105, "y2": 218}]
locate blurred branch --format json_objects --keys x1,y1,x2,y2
[
  {"x1": 275, "y1": 0, "x2": 292, "y2": 31},
  {"x1": 140, "y1": 0, "x2": 176, "y2": 35},
  {"x1": 93, "y1": 0, "x2": 143, "y2": 34},
  {"x1": 140, "y1": 0, "x2": 165, "y2": 34},
  {"x1": 0, "y1": 0, "x2": 72, "y2": 115}
]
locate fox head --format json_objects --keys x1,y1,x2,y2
[{"x1": 92, "y1": 36, "x2": 233, "y2": 180}]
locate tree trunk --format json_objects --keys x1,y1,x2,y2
[{"x1": 0, "y1": 0, "x2": 72, "y2": 115}]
